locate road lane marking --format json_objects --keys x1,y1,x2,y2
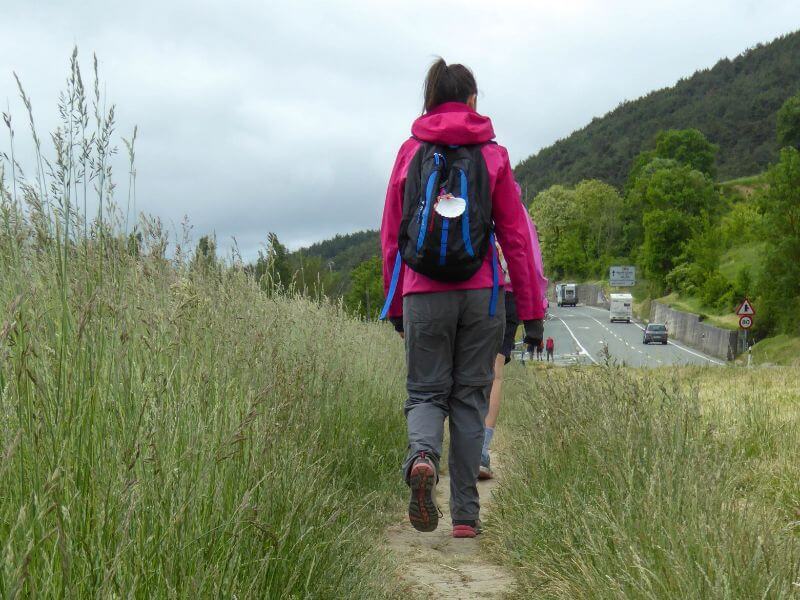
[
  {"x1": 580, "y1": 305, "x2": 725, "y2": 366},
  {"x1": 555, "y1": 316, "x2": 599, "y2": 365},
  {"x1": 630, "y1": 322, "x2": 724, "y2": 365}
]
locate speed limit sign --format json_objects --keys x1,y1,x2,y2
[{"x1": 739, "y1": 315, "x2": 753, "y2": 329}]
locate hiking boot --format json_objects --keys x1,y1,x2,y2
[
  {"x1": 408, "y1": 453, "x2": 438, "y2": 532},
  {"x1": 478, "y1": 455, "x2": 494, "y2": 480},
  {"x1": 452, "y1": 519, "x2": 481, "y2": 538}
]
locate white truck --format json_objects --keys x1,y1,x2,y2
[
  {"x1": 609, "y1": 293, "x2": 633, "y2": 323},
  {"x1": 556, "y1": 283, "x2": 578, "y2": 307}
]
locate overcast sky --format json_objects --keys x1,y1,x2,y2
[{"x1": 1, "y1": 1, "x2": 798, "y2": 259}]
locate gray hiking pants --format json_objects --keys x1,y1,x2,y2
[{"x1": 402, "y1": 288, "x2": 505, "y2": 521}]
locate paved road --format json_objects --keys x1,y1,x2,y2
[{"x1": 529, "y1": 305, "x2": 724, "y2": 367}]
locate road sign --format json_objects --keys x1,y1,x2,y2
[
  {"x1": 739, "y1": 315, "x2": 753, "y2": 329},
  {"x1": 609, "y1": 266, "x2": 636, "y2": 287},
  {"x1": 736, "y1": 298, "x2": 755, "y2": 316}
]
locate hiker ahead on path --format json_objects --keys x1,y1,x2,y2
[
  {"x1": 380, "y1": 58, "x2": 544, "y2": 539},
  {"x1": 546, "y1": 336, "x2": 555, "y2": 362},
  {"x1": 480, "y1": 214, "x2": 547, "y2": 481}
]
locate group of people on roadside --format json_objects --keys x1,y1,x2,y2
[
  {"x1": 529, "y1": 336, "x2": 555, "y2": 362},
  {"x1": 379, "y1": 58, "x2": 553, "y2": 538}
]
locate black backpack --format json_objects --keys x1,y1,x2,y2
[
  {"x1": 400, "y1": 142, "x2": 493, "y2": 281},
  {"x1": 380, "y1": 141, "x2": 499, "y2": 319}
]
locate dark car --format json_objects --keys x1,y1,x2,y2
[{"x1": 643, "y1": 323, "x2": 668, "y2": 345}]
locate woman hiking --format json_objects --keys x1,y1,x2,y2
[
  {"x1": 379, "y1": 58, "x2": 545, "y2": 538},
  {"x1": 480, "y1": 213, "x2": 549, "y2": 480}
]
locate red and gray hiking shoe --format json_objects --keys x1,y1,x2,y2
[
  {"x1": 452, "y1": 520, "x2": 481, "y2": 538},
  {"x1": 408, "y1": 453, "x2": 438, "y2": 532}
]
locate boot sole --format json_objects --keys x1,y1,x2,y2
[{"x1": 408, "y1": 462, "x2": 437, "y2": 532}]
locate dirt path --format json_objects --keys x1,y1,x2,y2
[{"x1": 386, "y1": 451, "x2": 516, "y2": 599}]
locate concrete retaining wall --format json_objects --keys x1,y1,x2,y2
[
  {"x1": 577, "y1": 284, "x2": 609, "y2": 309},
  {"x1": 548, "y1": 283, "x2": 609, "y2": 308},
  {"x1": 649, "y1": 301, "x2": 737, "y2": 361}
]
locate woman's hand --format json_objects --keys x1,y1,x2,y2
[{"x1": 389, "y1": 316, "x2": 404, "y2": 340}]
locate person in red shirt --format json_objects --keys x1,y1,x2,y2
[{"x1": 545, "y1": 336, "x2": 555, "y2": 362}]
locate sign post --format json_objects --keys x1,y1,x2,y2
[
  {"x1": 609, "y1": 266, "x2": 636, "y2": 287},
  {"x1": 735, "y1": 298, "x2": 755, "y2": 318},
  {"x1": 736, "y1": 298, "x2": 755, "y2": 366}
]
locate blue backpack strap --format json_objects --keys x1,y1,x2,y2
[
  {"x1": 379, "y1": 250, "x2": 403, "y2": 320},
  {"x1": 460, "y1": 169, "x2": 474, "y2": 257},
  {"x1": 438, "y1": 218, "x2": 449, "y2": 265},
  {"x1": 489, "y1": 233, "x2": 499, "y2": 317},
  {"x1": 416, "y1": 169, "x2": 438, "y2": 252}
]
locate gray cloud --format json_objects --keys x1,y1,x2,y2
[{"x1": 1, "y1": 0, "x2": 798, "y2": 259}]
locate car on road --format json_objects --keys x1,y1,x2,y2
[{"x1": 643, "y1": 323, "x2": 668, "y2": 345}]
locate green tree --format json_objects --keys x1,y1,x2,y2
[
  {"x1": 654, "y1": 128, "x2": 718, "y2": 177},
  {"x1": 573, "y1": 180, "x2": 624, "y2": 269},
  {"x1": 733, "y1": 267, "x2": 753, "y2": 302},
  {"x1": 718, "y1": 200, "x2": 763, "y2": 248},
  {"x1": 624, "y1": 161, "x2": 718, "y2": 253},
  {"x1": 292, "y1": 253, "x2": 339, "y2": 299},
  {"x1": 757, "y1": 147, "x2": 800, "y2": 334},
  {"x1": 641, "y1": 208, "x2": 695, "y2": 293},
  {"x1": 700, "y1": 270, "x2": 734, "y2": 311},
  {"x1": 127, "y1": 231, "x2": 143, "y2": 257},
  {"x1": 531, "y1": 180, "x2": 626, "y2": 279},
  {"x1": 529, "y1": 185, "x2": 580, "y2": 278},
  {"x1": 344, "y1": 256, "x2": 384, "y2": 320},
  {"x1": 624, "y1": 150, "x2": 656, "y2": 193},
  {"x1": 191, "y1": 234, "x2": 217, "y2": 273},
  {"x1": 777, "y1": 92, "x2": 800, "y2": 149},
  {"x1": 255, "y1": 232, "x2": 293, "y2": 291}
]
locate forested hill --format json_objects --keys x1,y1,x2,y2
[
  {"x1": 293, "y1": 229, "x2": 379, "y2": 272},
  {"x1": 515, "y1": 30, "x2": 800, "y2": 197},
  {"x1": 288, "y1": 229, "x2": 380, "y2": 296}
]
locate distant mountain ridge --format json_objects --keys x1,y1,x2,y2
[
  {"x1": 515, "y1": 30, "x2": 800, "y2": 198},
  {"x1": 291, "y1": 229, "x2": 379, "y2": 292}
]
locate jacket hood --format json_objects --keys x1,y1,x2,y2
[{"x1": 411, "y1": 102, "x2": 496, "y2": 146}]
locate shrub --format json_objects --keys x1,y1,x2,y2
[{"x1": 701, "y1": 270, "x2": 734, "y2": 311}]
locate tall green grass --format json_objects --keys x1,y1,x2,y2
[
  {"x1": 490, "y1": 366, "x2": 800, "y2": 598},
  {"x1": 1, "y1": 51, "x2": 406, "y2": 598}
]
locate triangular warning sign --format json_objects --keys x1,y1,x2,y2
[{"x1": 736, "y1": 298, "x2": 755, "y2": 316}]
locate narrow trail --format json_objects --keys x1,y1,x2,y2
[{"x1": 386, "y1": 450, "x2": 516, "y2": 599}]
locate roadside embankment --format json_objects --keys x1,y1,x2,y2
[
  {"x1": 749, "y1": 334, "x2": 800, "y2": 367},
  {"x1": 650, "y1": 300, "x2": 738, "y2": 360}
]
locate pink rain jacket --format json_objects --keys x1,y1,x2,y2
[
  {"x1": 504, "y1": 212, "x2": 550, "y2": 314},
  {"x1": 380, "y1": 102, "x2": 545, "y2": 321}
]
